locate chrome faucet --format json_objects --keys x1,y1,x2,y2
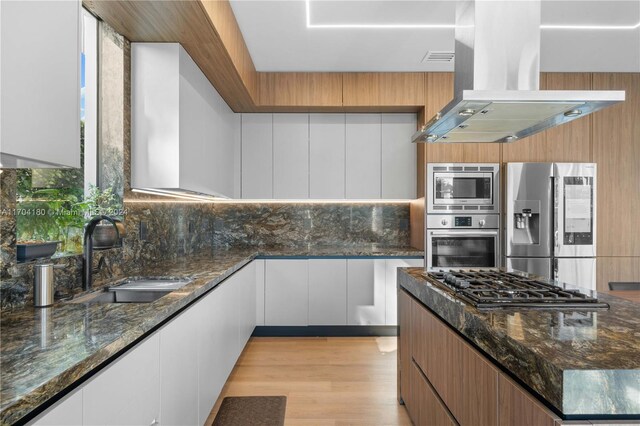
[{"x1": 83, "y1": 215, "x2": 122, "y2": 291}]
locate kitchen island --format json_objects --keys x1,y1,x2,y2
[
  {"x1": 0, "y1": 245, "x2": 422, "y2": 425},
  {"x1": 398, "y1": 267, "x2": 640, "y2": 424}
]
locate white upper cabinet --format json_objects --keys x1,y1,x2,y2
[
  {"x1": 131, "y1": 43, "x2": 238, "y2": 198},
  {"x1": 346, "y1": 114, "x2": 383, "y2": 199},
  {"x1": 241, "y1": 113, "x2": 415, "y2": 200},
  {"x1": 273, "y1": 114, "x2": 309, "y2": 198},
  {"x1": 241, "y1": 114, "x2": 273, "y2": 199},
  {"x1": 0, "y1": 0, "x2": 81, "y2": 168},
  {"x1": 382, "y1": 114, "x2": 417, "y2": 199},
  {"x1": 310, "y1": 114, "x2": 346, "y2": 199}
]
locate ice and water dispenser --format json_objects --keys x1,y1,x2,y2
[{"x1": 511, "y1": 200, "x2": 540, "y2": 245}]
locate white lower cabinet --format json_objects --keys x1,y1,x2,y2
[
  {"x1": 159, "y1": 305, "x2": 199, "y2": 425},
  {"x1": 384, "y1": 258, "x2": 423, "y2": 325},
  {"x1": 255, "y1": 259, "x2": 265, "y2": 326},
  {"x1": 83, "y1": 334, "x2": 161, "y2": 426},
  {"x1": 28, "y1": 257, "x2": 424, "y2": 425},
  {"x1": 196, "y1": 263, "x2": 256, "y2": 424},
  {"x1": 32, "y1": 388, "x2": 83, "y2": 426},
  {"x1": 265, "y1": 259, "x2": 309, "y2": 325},
  {"x1": 30, "y1": 262, "x2": 257, "y2": 426},
  {"x1": 263, "y1": 258, "x2": 424, "y2": 327},
  {"x1": 346, "y1": 259, "x2": 387, "y2": 325},
  {"x1": 197, "y1": 279, "x2": 227, "y2": 424},
  {"x1": 308, "y1": 259, "x2": 347, "y2": 325}
]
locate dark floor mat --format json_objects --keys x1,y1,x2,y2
[{"x1": 212, "y1": 396, "x2": 287, "y2": 426}]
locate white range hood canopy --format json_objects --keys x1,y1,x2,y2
[{"x1": 413, "y1": 0, "x2": 625, "y2": 144}]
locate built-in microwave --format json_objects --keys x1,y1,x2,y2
[{"x1": 426, "y1": 163, "x2": 500, "y2": 214}]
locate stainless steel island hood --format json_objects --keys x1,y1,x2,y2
[{"x1": 413, "y1": 0, "x2": 625, "y2": 144}]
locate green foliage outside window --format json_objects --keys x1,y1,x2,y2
[{"x1": 16, "y1": 122, "x2": 123, "y2": 256}]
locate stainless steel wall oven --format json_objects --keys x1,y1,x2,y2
[{"x1": 426, "y1": 164, "x2": 501, "y2": 269}]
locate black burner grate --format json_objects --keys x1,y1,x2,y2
[{"x1": 426, "y1": 270, "x2": 609, "y2": 310}]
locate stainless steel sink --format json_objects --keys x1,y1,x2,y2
[{"x1": 69, "y1": 278, "x2": 192, "y2": 304}]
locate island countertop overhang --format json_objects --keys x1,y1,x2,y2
[{"x1": 398, "y1": 267, "x2": 640, "y2": 418}]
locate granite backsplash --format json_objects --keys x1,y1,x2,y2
[
  {"x1": 1, "y1": 170, "x2": 411, "y2": 309},
  {"x1": 0, "y1": 22, "x2": 414, "y2": 310}
]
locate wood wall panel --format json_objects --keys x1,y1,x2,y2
[
  {"x1": 417, "y1": 107, "x2": 427, "y2": 198},
  {"x1": 592, "y1": 73, "x2": 640, "y2": 257},
  {"x1": 410, "y1": 198, "x2": 425, "y2": 251},
  {"x1": 596, "y1": 257, "x2": 640, "y2": 292},
  {"x1": 503, "y1": 73, "x2": 592, "y2": 163},
  {"x1": 343, "y1": 73, "x2": 425, "y2": 107},
  {"x1": 257, "y1": 73, "x2": 342, "y2": 109}
]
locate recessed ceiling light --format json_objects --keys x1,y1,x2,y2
[{"x1": 305, "y1": 0, "x2": 640, "y2": 31}]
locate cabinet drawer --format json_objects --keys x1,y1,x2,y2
[
  {"x1": 411, "y1": 300, "x2": 498, "y2": 426},
  {"x1": 410, "y1": 361, "x2": 458, "y2": 426}
]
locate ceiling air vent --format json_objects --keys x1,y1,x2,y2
[{"x1": 421, "y1": 51, "x2": 455, "y2": 63}]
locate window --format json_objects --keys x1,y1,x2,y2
[{"x1": 15, "y1": 9, "x2": 119, "y2": 257}]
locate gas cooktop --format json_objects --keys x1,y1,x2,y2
[{"x1": 425, "y1": 269, "x2": 609, "y2": 310}]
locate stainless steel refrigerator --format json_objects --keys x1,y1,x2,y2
[{"x1": 505, "y1": 163, "x2": 597, "y2": 290}]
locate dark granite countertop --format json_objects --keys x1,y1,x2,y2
[
  {"x1": 0, "y1": 244, "x2": 422, "y2": 425},
  {"x1": 399, "y1": 267, "x2": 640, "y2": 419}
]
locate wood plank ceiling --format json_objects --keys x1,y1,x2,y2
[{"x1": 82, "y1": 0, "x2": 426, "y2": 113}]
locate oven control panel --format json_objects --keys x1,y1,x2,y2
[{"x1": 427, "y1": 214, "x2": 499, "y2": 229}]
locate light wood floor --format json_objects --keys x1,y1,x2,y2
[{"x1": 205, "y1": 337, "x2": 412, "y2": 426}]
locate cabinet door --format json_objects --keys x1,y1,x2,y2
[
  {"x1": 385, "y1": 259, "x2": 423, "y2": 325},
  {"x1": 346, "y1": 259, "x2": 386, "y2": 325},
  {"x1": 381, "y1": 114, "x2": 417, "y2": 199},
  {"x1": 498, "y1": 374, "x2": 558, "y2": 426},
  {"x1": 265, "y1": 260, "x2": 309, "y2": 325},
  {"x1": 159, "y1": 305, "x2": 199, "y2": 426},
  {"x1": 308, "y1": 259, "x2": 347, "y2": 325},
  {"x1": 83, "y1": 334, "x2": 160, "y2": 425},
  {"x1": 255, "y1": 259, "x2": 265, "y2": 326},
  {"x1": 346, "y1": 114, "x2": 382, "y2": 199},
  {"x1": 199, "y1": 285, "x2": 226, "y2": 424},
  {"x1": 411, "y1": 300, "x2": 498, "y2": 426},
  {"x1": 241, "y1": 114, "x2": 273, "y2": 199},
  {"x1": 196, "y1": 267, "x2": 256, "y2": 424},
  {"x1": 398, "y1": 290, "x2": 414, "y2": 420},
  {"x1": 273, "y1": 114, "x2": 309, "y2": 199},
  {"x1": 32, "y1": 389, "x2": 83, "y2": 426},
  {"x1": 309, "y1": 113, "x2": 346, "y2": 199},
  {"x1": 235, "y1": 261, "x2": 257, "y2": 349},
  {"x1": 0, "y1": 0, "x2": 80, "y2": 168},
  {"x1": 178, "y1": 46, "x2": 236, "y2": 198},
  {"x1": 410, "y1": 362, "x2": 458, "y2": 426}
]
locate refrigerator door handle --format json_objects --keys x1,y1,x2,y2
[{"x1": 553, "y1": 258, "x2": 558, "y2": 281}]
